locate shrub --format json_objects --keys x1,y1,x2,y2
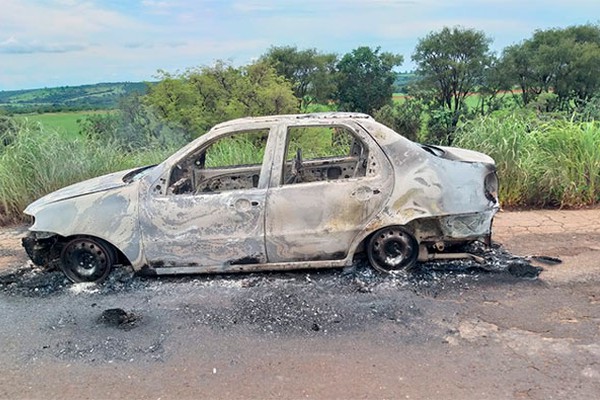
[
  {"x1": 374, "y1": 99, "x2": 423, "y2": 141},
  {"x1": 0, "y1": 115, "x2": 19, "y2": 147},
  {"x1": 79, "y1": 94, "x2": 191, "y2": 152}
]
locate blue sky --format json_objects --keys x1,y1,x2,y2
[{"x1": 0, "y1": 0, "x2": 598, "y2": 90}]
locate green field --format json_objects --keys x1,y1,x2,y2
[{"x1": 16, "y1": 111, "x2": 113, "y2": 138}]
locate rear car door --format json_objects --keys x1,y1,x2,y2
[{"x1": 264, "y1": 120, "x2": 394, "y2": 262}]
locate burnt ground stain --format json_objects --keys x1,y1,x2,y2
[
  {"x1": 0, "y1": 241, "x2": 544, "y2": 298},
  {"x1": 98, "y1": 308, "x2": 141, "y2": 330}
]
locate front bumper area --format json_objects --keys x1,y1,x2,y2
[{"x1": 22, "y1": 231, "x2": 60, "y2": 267}]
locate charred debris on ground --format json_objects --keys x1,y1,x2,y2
[{"x1": 0, "y1": 242, "x2": 544, "y2": 298}]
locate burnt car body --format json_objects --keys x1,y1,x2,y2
[{"x1": 22, "y1": 113, "x2": 499, "y2": 282}]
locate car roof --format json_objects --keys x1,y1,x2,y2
[{"x1": 211, "y1": 112, "x2": 373, "y2": 130}]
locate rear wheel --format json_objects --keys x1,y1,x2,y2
[
  {"x1": 60, "y1": 237, "x2": 116, "y2": 283},
  {"x1": 367, "y1": 226, "x2": 418, "y2": 273}
]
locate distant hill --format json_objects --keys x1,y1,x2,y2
[
  {"x1": 394, "y1": 72, "x2": 418, "y2": 93},
  {"x1": 0, "y1": 82, "x2": 151, "y2": 113}
]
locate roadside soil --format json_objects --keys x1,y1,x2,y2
[{"x1": 0, "y1": 209, "x2": 599, "y2": 399}]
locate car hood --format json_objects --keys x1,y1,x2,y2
[{"x1": 24, "y1": 167, "x2": 142, "y2": 215}]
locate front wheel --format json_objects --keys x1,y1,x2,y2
[
  {"x1": 367, "y1": 227, "x2": 418, "y2": 273},
  {"x1": 60, "y1": 237, "x2": 116, "y2": 283}
]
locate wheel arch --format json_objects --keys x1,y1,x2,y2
[
  {"x1": 350, "y1": 222, "x2": 420, "y2": 259},
  {"x1": 58, "y1": 234, "x2": 132, "y2": 266},
  {"x1": 26, "y1": 231, "x2": 133, "y2": 269}
]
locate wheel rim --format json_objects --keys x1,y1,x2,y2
[
  {"x1": 60, "y1": 238, "x2": 114, "y2": 283},
  {"x1": 368, "y1": 227, "x2": 418, "y2": 272}
]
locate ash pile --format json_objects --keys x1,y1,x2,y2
[
  {"x1": 0, "y1": 242, "x2": 550, "y2": 298},
  {"x1": 340, "y1": 241, "x2": 548, "y2": 295}
]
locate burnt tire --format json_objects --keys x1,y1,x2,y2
[
  {"x1": 367, "y1": 226, "x2": 418, "y2": 273},
  {"x1": 59, "y1": 237, "x2": 116, "y2": 283}
]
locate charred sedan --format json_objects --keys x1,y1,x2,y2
[{"x1": 22, "y1": 113, "x2": 499, "y2": 283}]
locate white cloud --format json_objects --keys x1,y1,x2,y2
[
  {"x1": 0, "y1": 37, "x2": 86, "y2": 54},
  {"x1": 141, "y1": 0, "x2": 176, "y2": 15},
  {"x1": 0, "y1": 0, "x2": 147, "y2": 42},
  {"x1": 0, "y1": 0, "x2": 599, "y2": 90}
]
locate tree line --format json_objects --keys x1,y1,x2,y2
[{"x1": 83, "y1": 23, "x2": 600, "y2": 147}]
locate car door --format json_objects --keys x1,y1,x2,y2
[
  {"x1": 139, "y1": 126, "x2": 275, "y2": 268},
  {"x1": 264, "y1": 121, "x2": 394, "y2": 263}
]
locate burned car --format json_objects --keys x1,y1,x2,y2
[{"x1": 22, "y1": 113, "x2": 499, "y2": 283}]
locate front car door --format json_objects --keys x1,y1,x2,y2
[
  {"x1": 139, "y1": 125, "x2": 276, "y2": 269},
  {"x1": 265, "y1": 120, "x2": 394, "y2": 262}
]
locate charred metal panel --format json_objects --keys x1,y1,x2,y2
[
  {"x1": 264, "y1": 121, "x2": 394, "y2": 263},
  {"x1": 138, "y1": 122, "x2": 279, "y2": 269},
  {"x1": 438, "y1": 211, "x2": 496, "y2": 238},
  {"x1": 264, "y1": 180, "x2": 390, "y2": 262},
  {"x1": 404, "y1": 211, "x2": 496, "y2": 243},
  {"x1": 24, "y1": 178, "x2": 143, "y2": 266},
  {"x1": 24, "y1": 168, "x2": 139, "y2": 209},
  {"x1": 139, "y1": 187, "x2": 268, "y2": 268},
  {"x1": 150, "y1": 259, "x2": 349, "y2": 275},
  {"x1": 22, "y1": 232, "x2": 59, "y2": 266},
  {"x1": 348, "y1": 120, "x2": 498, "y2": 253}
]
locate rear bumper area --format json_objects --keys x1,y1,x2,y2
[
  {"x1": 409, "y1": 209, "x2": 497, "y2": 245},
  {"x1": 438, "y1": 209, "x2": 497, "y2": 239}
]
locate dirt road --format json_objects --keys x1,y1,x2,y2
[{"x1": 0, "y1": 209, "x2": 599, "y2": 399}]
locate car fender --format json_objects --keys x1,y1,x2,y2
[{"x1": 26, "y1": 183, "x2": 144, "y2": 268}]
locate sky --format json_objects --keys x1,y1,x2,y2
[{"x1": 0, "y1": 0, "x2": 598, "y2": 90}]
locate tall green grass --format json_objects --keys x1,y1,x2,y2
[
  {"x1": 454, "y1": 112, "x2": 600, "y2": 207},
  {"x1": 0, "y1": 120, "x2": 174, "y2": 224},
  {"x1": 205, "y1": 133, "x2": 267, "y2": 167},
  {"x1": 3, "y1": 112, "x2": 600, "y2": 225}
]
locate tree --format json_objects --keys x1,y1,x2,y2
[
  {"x1": 261, "y1": 46, "x2": 337, "y2": 109},
  {"x1": 144, "y1": 60, "x2": 299, "y2": 136},
  {"x1": 499, "y1": 24, "x2": 600, "y2": 110},
  {"x1": 498, "y1": 43, "x2": 538, "y2": 106},
  {"x1": 552, "y1": 25, "x2": 600, "y2": 109},
  {"x1": 374, "y1": 99, "x2": 423, "y2": 141},
  {"x1": 335, "y1": 46, "x2": 403, "y2": 114},
  {"x1": 412, "y1": 26, "x2": 493, "y2": 124},
  {"x1": 477, "y1": 56, "x2": 512, "y2": 115}
]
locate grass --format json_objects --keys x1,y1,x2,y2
[
  {"x1": 205, "y1": 130, "x2": 268, "y2": 167},
  {"x1": 0, "y1": 119, "x2": 175, "y2": 224},
  {"x1": 3, "y1": 104, "x2": 600, "y2": 225},
  {"x1": 454, "y1": 112, "x2": 600, "y2": 207},
  {"x1": 16, "y1": 111, "x2": 114, "y2": 139}
]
